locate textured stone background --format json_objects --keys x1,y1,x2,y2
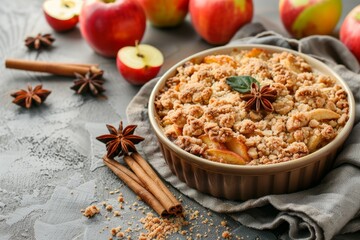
[{"x1": 0, "y1": 0, "x2": 358, "y2": 239}]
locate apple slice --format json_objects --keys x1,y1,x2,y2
[
  {"x1": 43, "y1": 0, "x2": 82, "y2": 32},
  {"x1": 117, "y1": 43, "x2": 164, "y2": 85},
  {"x1": 307, "y1": 108, "x2": 340, "y2": 121},
  {"x1": 206, "y1": 149, "x2": 246, "y2": 165},
  {"x1": 199, "y1": 134, "x2": 226, "y2": 150},
  {"x1": 225, "y1": 137, "x2": 251, "y2": 162},
  {"x1": 307, "y1": 134, "x2": 323, "y2": 153}
]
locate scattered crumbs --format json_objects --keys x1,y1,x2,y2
[
  {"x1": 190, "y1": 210, "x2": 199, "y2": 220},
  {"x1": 221, "y1": 220, "x2": 227, "y2": 227},
  {"x1": 106, "y1": 205, "x2": 113, "y2": 212},
  {"x1": 116, "y1": 232, "x2": 125, "y2": 238},
  {"x1": 82, "y1": 205, "x2": 100, "y2": 218},
  {"x1": 202, "y1": 218, "x2": 209, "y2": 224},
  {"x1": 118, "y1": 196, "x2": 124, "y2": 203},
  {"x1": 82, "y1": 187, "x2": 240, "y2": 239},
  {"x1": 222, "y1": 230, "x2": 231, "y2": 239},
  {"x1": 140, "y1": 212, "x2": 188, "y2": 239},
  {"x1": 110, "y1": 226, "x2": 122, "y2": 236},
  {"x1": 109, "y1": 191, "x2": 115, "y2": 195}
]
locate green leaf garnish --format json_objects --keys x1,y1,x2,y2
[{"x1": 226, "y1": 76, "x2": 260, "y2": 93}]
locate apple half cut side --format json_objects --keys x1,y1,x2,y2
[
  {"x1": 43, "y1": 0, "x2": 83, "y2": 32},
  {"x1": 117, "y1": 44, "x2": 164, "y2": 85}
]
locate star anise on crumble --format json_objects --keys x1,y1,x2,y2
[
  {"x1": 71, "y1": 70, "x2": 105, "y2": 96},
  {"x1": 241, "y1": 83, "x2": 277, "y2": 112},
  {"x1": 25, "y1": 33, "x2": 55, "y2": 50},
  {"x1": 96, "y1": 121, "x2": 145, "y2": 158},
  {"x1": 11, "y1": 84, "x2": 51, "y2": 109}
]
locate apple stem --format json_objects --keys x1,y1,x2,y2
[
  {"x1": 135, "y1": 40, "x2": 148, "y2": 68},
  {"x1": 61, "y1": 0, "x2": 74, "y2": 8},
  {"x1": 102, "y1": 0, "x2": 116, "y2": 3}
]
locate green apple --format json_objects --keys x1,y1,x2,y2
[
  {"x1": 137, "y1": 0, "x2": 189, "y2": 27},
  {"x1": 279, "y1": 0, "x2": 342, "y2": 38}
]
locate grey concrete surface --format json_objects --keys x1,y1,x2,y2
[{"x1": 0, "y1": 0, "x2": 358, "y2": 239}]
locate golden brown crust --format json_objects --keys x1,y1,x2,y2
[{"x1": 155, "y1": 48, "x2": 349, "y2": 165}]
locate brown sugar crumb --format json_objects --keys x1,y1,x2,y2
[
  {"x1": 113, "y1": 211, "x2": 121, "y2": 217},
  {"x1": 106, "y1": 204, "x2": 113, "y2": 212},
  {"x1": 118, "y1": 196, "x2": 124, "y2": 203},
  {"x1": 110, "y1": 228, "x2": 117, "y2": 236},
  {"x1": 110, "y1": 226, "x2": 122, "y2": 236},
  {"x1": 140, "y1": 213, "x2": 186, "y2": 240},
  {"x1": 222, "y1": 230, "x2": 231, "y2": 239},
  {"x1": 116, "y1": 232, "x2": 125, "y2": 238},
  {"x1": 220, "y1": 220, "x2": 227, "y2": 227},
  {"x1": 83, "y1": 205, "x2": 100, "y2": 218}
]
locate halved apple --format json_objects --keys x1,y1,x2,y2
[
  {"x1": 225, "y1": 137, "x2": 251, "y2": 162},
  {"x1": 43, "y1": 0, "x2": 82, "y2": 32},
  {"x1": 116, "y1": 44, "x2": 164, "y2": 85},
  {"x1": 206, "y1": 149, "x2": 246, "y2": 165},
  {"x1": 199, "y1": 134, "x2": 226, "y2": 150}
]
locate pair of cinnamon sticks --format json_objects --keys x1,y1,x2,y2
[
  {"x1": 5, "y1": 58, "x2": 103, "y2": 77},
  {"x1": 103, "y1": 152, "x2": 182, "y2": 217}
]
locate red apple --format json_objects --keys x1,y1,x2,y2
[
  {"x1": 137, "y1": 0, "x2": 189, "y2": 28},
  {"x1": 279, "y1": 0, "x2": 342, "y2": 39},
  {"x1": 340, "y1": 5, "x2": 360, "y2": 62},
  {"x1": 43, "y1": 0, "x2": 82, "y2": 32},
  {"x1": 79, "y1": 0, "x2": 146, "y2": 58},
  {"x1": 189, "y1": 0, "x2": 253, "y2": 45},
  {"x1": 116, "y1": 44, "x2": 164, "y2": 85}
]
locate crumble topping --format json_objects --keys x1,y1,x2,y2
[
  {"x1": 155, "y1": 48, "x2": 350, "y2": 165},
  {"x1": 83, "y1": 205, "x2": 100, "y2": 218}
]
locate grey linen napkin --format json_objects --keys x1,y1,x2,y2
[{"x1": 126, "y1": 23, "x2": 360, "y2": 240}]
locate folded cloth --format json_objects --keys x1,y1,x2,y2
[{"x1": 126, "y1": 23, "x2": 360, "y2": 240}]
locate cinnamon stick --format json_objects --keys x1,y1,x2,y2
[
  {"x1": 103, "y1": 155, "x2": 169, "y2": 218},
  {"x1": 131, "y1": 152, "x2": 183, "y2": 214},
  {"x1": 60, "y1": 63, "x2": 99, "y2": 68},
  {"x1": 5, "y1": 58, "x2": 103, "y2": 77},
  {"x1": 124, "y1": 155, "x2": 176, "y2": 214}
]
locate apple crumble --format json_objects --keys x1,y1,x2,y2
[{"x1": 154, "y1": 48, "x2": 349, "y2": 165}]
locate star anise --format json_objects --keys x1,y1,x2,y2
[
  {"x1": 25, "y1": 33, "x2": 55, "y2": 50},
  {"x1": 241, "y1": 83, "x2": 277, "y2": 112},
  {"x1": 71, "y1": 70, "x2": 105, "y2": 96},
  {"x1": 96, "y1": 121, "x2": 145, "y2": 158},
  {"x1": 11, "y1": 84, "x2": 51, "y2": 109}
]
